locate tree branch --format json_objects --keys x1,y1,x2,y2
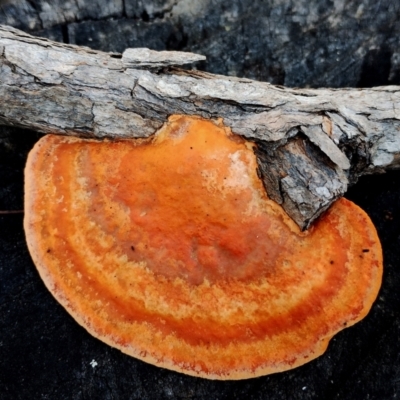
[{"x1": 1, "y1": 24, "x2": 399, "y2": 229}]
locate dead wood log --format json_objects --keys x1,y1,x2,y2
[{"x1": 1, "y1": 24, "x2": 399, "y2": 229}]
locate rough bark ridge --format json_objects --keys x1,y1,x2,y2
[{"x1": 1, "y1": 25, "x2": 399, "y2": 229}]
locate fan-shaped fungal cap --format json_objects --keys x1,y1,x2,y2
[{"x1": 24, "y1": 115, "x2": 382, "y2": 379}]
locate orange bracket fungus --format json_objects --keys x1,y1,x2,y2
[{"x1": 24, "y1": 115, "x2": 382, "y2": 380}]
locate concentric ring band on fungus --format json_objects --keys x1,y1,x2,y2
[{"x1": 24, "y1": 115, "x2": 382, "y2": 380}]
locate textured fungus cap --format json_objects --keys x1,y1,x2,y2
[{"x1": 24, "y1": 115, "x2": 382, "y2": 379}]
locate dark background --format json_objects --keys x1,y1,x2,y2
[{"x1": 1, "y1": 1, "x2": 400, "y2": 399}]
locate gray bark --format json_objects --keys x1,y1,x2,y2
[
  {"x1": 1, "y1": 24, "x2": 399, "y2": 229},
  {"x1": 2, "y1": 0, "x2": 400, "y2": 89}
]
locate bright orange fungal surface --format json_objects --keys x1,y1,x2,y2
[{"x1": 24, "y1": 115, "x2": 382, "y2": 379}]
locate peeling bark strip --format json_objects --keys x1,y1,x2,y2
[{"x1": 1, "y1": 25, "x2": 400, "y2": 229}]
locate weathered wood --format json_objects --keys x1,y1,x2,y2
[{"x1": 1, "y1": 24, "x2": 399, "y2": 229}]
